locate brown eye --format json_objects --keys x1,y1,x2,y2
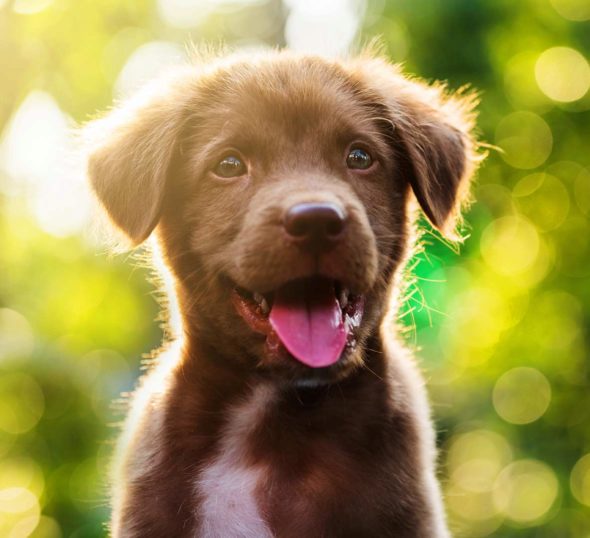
[
  {"x1": 346, "y1": 147, "x2": 373, "y2": 170},
  {"x1": 213, "y1": 155, "x2": 247, "y2": 178}
]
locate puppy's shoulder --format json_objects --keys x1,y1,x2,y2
[
  {"x1": 380, "y1": 331, "x2": 436, "y2": 442},
  {"x1": 112, "y1": 343, "x2": 181, "y2": 480}
]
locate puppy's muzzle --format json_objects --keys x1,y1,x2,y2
[{"x1": 283, "y1": 202, "x2": 347, "y2": 255}]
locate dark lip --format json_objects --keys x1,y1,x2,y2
[
  {"x1": 232, "y1": 278, "x2": 361, "y2": 307},
  {"x1": 231, "y1": 278, "x2": 363, "y2": 327}
]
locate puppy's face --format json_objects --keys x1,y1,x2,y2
[{"x1": 86, "y1": 53, "x2": 477, "y2": 384}]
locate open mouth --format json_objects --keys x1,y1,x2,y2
[{"x1": 232, "y1": 277, "x2": 364, "y2": 368}]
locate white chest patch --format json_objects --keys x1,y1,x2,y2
[{"x1": 195, "y1": 384, "x2": 275, "y2": 538}]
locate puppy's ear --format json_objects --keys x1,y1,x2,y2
[
  {"x1": 352, "y1": 58, "x2": 481, "y2": 238},
  {"x1": 83, "y1": 68, "x2": 197, "y2": 245}
]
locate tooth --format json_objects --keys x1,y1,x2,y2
[
  {"x1": 260, "y1": 298, "x2": 269, "y2": 315},
  {"x1": 339, "y1": 288, "x2": 349, "y2": 308},
  {"x1": 253, "y1": 292, "x2": 264, "y2": 305}
]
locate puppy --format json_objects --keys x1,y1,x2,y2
[{"x1": 85, "y1": 50, "x2": 479, "y2": 537}]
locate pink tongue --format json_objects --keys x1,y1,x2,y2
[{"x1": 269, "y1": 278, "x2": 347, "y2": 368}]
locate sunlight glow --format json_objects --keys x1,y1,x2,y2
[
  {"x1": 447, "y1": 431, "x2": 513, "y2": 473},
  {"x1": 0, "y1": 92, "x2": 69, "y2": 191},
  {"x1": 0, "y1": 91, "x2": 92, "y2": 238},
  {"x1": 535, "y1": 47, "x2": 590, "y2": 103},
  {"x1": 450, "y1": 287, "x2": 514, "y2": 351},
  {"x1": 0, "y1": 456, "x2": 45, "y2": 536},
  {"x1": 493, "y1": 460, "x2": 558, "y2": 525},
  {"x1": 157, "y1": 0, "x2": 265, "y2": 28},
  {"x1": 157, "y1": 0, "x2": 212, "y2": 27},
  {"x1": 480, "y1": 216, "x2": 540, "y2": 276},
  {"x1": 0, "y1": 308, "x2": 34, "y2": 362},
  {"x1": 0, "y1": 457, "x2": 45, "y2": 498},
  {"x1": 445, "y1": 430, "x2": 512, "y2": 533},
  {"x1": 439, "y1": 279, "x2": 531, "y2": 371},
  {"x1": 12, "y1": 0, "x2": 53, "y2": 15},
  {"x1": 493, "y1": 367, "x2": 551, "y2": 425},
  {"x1": 284, "y1": 0, "x2": 365, "y2": 57},
  {"x1": 0, "y1": 487, "x2": 40, "y2": 538},
  {"x1": 114, "y1": 41, "x2": 186, "y2": 98}
]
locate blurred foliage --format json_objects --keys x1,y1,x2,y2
[{"x1": 0, "y1": 0, "x2": 589, "y2": 536}]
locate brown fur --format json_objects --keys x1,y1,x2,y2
[{"x1": 84, "y1": 49, "x2": 480, "y2": 537}]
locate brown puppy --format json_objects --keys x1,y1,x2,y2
[{"x1": 85, "y1": 50, "x2": 479, "y2": 537}]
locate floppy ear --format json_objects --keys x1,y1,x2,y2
[
  {"x1": 83, "y1": 68, "x2": 198, "y2": 245},
  {"x1": 352, "y1": 58, "x2": 480, "y2": 237}
]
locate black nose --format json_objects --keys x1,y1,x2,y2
[{"x1": 284, "y1": 202, "x2": 347, "y2": 253}]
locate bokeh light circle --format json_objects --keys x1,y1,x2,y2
[
  {"x1": 493, "y1": 460, "x2": 559, "y2": 525},
  {"x1": 480, "y1": 216, "x2": 540, "y2": 276},
  {"x1": 446, "y1": 482, "x2": 501, "y2": 529},
  {"x1": 0, "y1": 456, "x2": 45, "y2": 498},
  {"x1": 284, "y1": 0, "x2": 362, "y2": 56},
  {"x1": 570, "y1": 454, "x2": 590, "y2": 506},
  {"x1": 12, "y1": 0, "x2": 53, "y2": 15},
  {"x1": 549, "y1": 0, "x2": 590, "y2": 21},
  {"x1": 447, "y1": 430, "x2": 513, "y2": 474},
  {"x1": 513, "y1": 173, "x2": 570, "y2": 231},
  {"x1": 535, "y1": 47, "x2": 590, "y2": 103},
  {"x1": 445, "y1": 430, "x2": 511, "y2": 531},
  {"x1": 0, "y1": 458, "x2": 44, "y2": 538},
  {"x1": 0, "y1": 308, "x2": 34, "y2": 361},
  {"x1": 157, "y1": 0, "x2": 211, "y2": 28},
  {"x1": 495, "y1": 111, "x2": 552, "y2": 169},
  {"x1": 493, "y1": 367, "x2": 551, "y2": 425},
  {"x1": 0, "y1": 486, "x2": 40, "y2": 537},
  {"x1": 442, "y1": 286, "x2": 525, "y2": 358},
  {"x1": 114, "y1": 41, "x2": 186, "y2": 98}
]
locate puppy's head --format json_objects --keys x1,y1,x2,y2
[{"x1": 85, "y1": 51, "x2": 479, "y2": 384}]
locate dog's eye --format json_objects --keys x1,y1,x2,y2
[
  {"x1": 346, "y1": 148, "x2": 373, "y2": 170},
  {"x1": 213, "y1": 155, "x2": 247, "y2": 178}
]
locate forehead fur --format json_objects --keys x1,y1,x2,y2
[{"x1": 182, "y1": 53, "x2": 393, "y2": 170}]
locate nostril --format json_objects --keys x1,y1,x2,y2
[
  {"x1": 325, "y1": 213, "x2": 345, "y2": 237},
  {"x1": 283, "y1": 202, "x2": 347, "y2": 252},
  {"x1": 285, "y1": 210, "x2": 309, "y2": 237}
]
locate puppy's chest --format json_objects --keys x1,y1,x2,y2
[
  {"x1": 194, "y1": 384, "x2": 275, "y2": 538},
  {"x1": 192, "y1": 385, "x2": 347, "y2": 538},
  {"x1": 196, "y1": 448, "x2": 273, "y2": 538}
]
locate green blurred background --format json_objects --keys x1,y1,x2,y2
[{"x1": 0, "y1": 0, "x2": 589, "y2": 536}]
